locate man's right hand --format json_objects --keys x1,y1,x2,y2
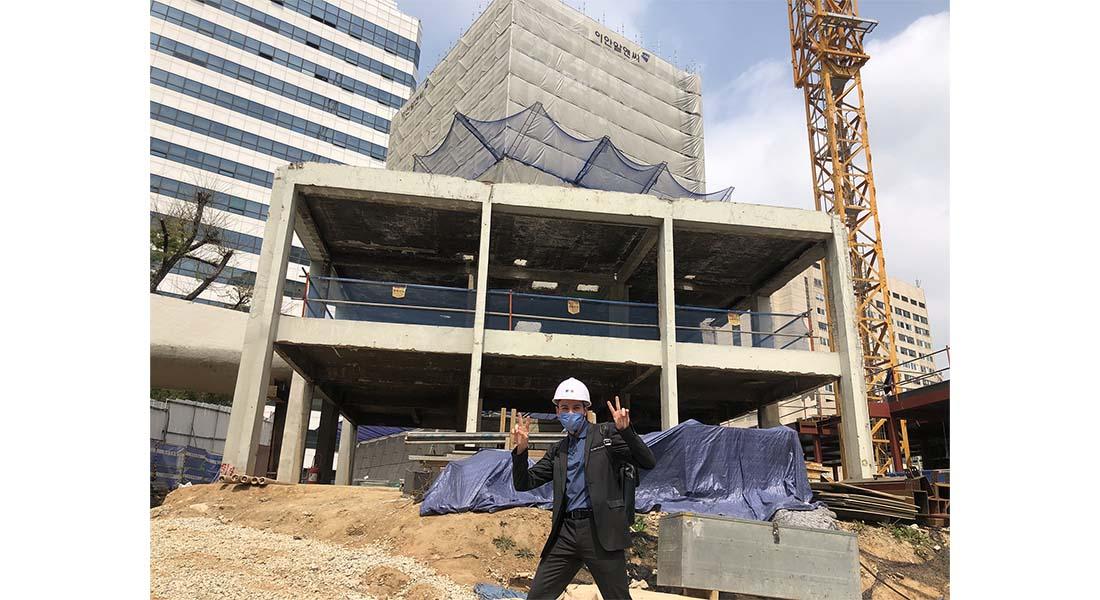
[{"x1": 512, "y1": 414, "x2": 531, "y2": 454}]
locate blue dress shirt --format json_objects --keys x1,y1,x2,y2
[{"x1": 564, "y1": 424, "x2": 591, "y2": 512}]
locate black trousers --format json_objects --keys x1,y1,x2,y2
[{"x1": 527, "y1": 516, "x2": 631, "y2": 600}]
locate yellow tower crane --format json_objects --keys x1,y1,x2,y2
[{"x1": 787, "y1": 0, "x2": 901, "y2": 473}]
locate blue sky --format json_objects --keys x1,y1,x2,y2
[{"x1": 397, "y1": 0, "x2": 950, "y2": 353}]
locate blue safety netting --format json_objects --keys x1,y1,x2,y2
[
  {"x1": 151, "y1": 440, "x2": 222, "y2": 490},
  {"x1": 413, "y1": 103, "x2": 733, "y2": 202},
  {"x1": 419, "y1": 420, "x2": 816, "y2": 520}
]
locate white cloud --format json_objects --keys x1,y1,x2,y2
[{"x1": 704, "y1": 12, "x2": 950, "y2": 354}]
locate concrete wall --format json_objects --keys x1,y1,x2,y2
[
  {"x1": 351, "y1": 432, "x2": 419, "y2": 483},
  {"x1": 151, "y1": 293, "x2": 293, "y2": 395}
]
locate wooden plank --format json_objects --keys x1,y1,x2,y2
[
  {"x1": 832, "y1": 507, "x2": 916, "y2": 523},
  {"x1": 813, "y1": 481, "x2": 912, "y2": 503},
  {"x1": 814, "y1": 494, "x2": 917, "y2": 510}
]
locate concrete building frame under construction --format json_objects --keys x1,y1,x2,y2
[{"x1": 222, "y1": 163, "x2": 876, "y2": 482}]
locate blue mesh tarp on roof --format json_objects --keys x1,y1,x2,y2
[
  {"x1": 419, "y1": 420, "x2": 816, "y2": 520},
  {"x1": 413, "y1": 103, "x2": 733, "y2": 202}
]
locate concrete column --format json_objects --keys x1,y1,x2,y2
[
  {"x1": 267, "y1": 398, "x2": 288, "y2": 476},
  {"x1": 608, "y1": 283, "x2": 629, "y2": 339},
  {"x1": 465, "y1": 196, "x2": 493, "y2": 432},
  {"x1": 335, "y1": 417, "x2": 357, "y2": 486},
  {"x1": 752, "y1": 293, "x2": 782, "y2": 428},
  {"x1": 314, "y1": 399, "x2": 339, "y2": 484},
  {"x1": 454, "y1": 388, "x2": 469, "y2": 431},
  {"x1": 305, "y1": 261, "x2": 331, "y2": 318},
  {"x1": 223, "y1": 172, "x2": 297, "y2": 474},
  {"x1": 757, "y1": 403, "x2": 781, "y2": 429},
  {"x1": 276, "y1": 373, "x2": 314, "y2": 483},
  {"x1": 656, "y1": 217, "x2": 679, "y2": 430},
  {"x1": 823, "y1": 216, "x2": 875, "y2": 479},
  {"x1": 751, "y1": 295, "x2": 774, "y2": 348}
]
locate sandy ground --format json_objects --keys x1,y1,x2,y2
[{"x1": 151, "y1": 484, "x2": 948, "y2": 599}]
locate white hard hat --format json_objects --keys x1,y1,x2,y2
[{"x1": 553, "y1": 377, "x2": 591, "y2": 406}]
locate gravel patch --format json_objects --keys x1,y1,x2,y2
[
  {"x1": 771, "y1": 506, "x2": 840, "y2": 531},
  {"x1": 151, "y1": 517, "x2": 476, "y2": 600}
]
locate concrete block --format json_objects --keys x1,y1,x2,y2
[{"x1": 657, "y1": 512, "x2": 859, "y2": 599}]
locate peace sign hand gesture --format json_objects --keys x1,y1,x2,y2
[
  {"x1": 607, "y1": 396, "x2": 631, "y2": 431},
  {"x1": 511, "y1": 414, "x2": 532, "y2": 453}
]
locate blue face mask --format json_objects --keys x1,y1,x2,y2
[{"x1": 558, "y1": 411, "x2": 587, "y2": 435}]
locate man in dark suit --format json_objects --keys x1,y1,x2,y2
[{"x1": 511, "y1": 377, "x2": 656, "y2": 600}]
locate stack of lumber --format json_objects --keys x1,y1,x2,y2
[
  {"x1": 810, "y1": 481, "x2": 919, "y2": 522},
  {"x1": 805, "y1": 461, "x2": 831, "y2": 482}
]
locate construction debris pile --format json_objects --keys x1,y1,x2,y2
[{"x1": 811, "y1": 472, "x2": 950, "y2": 526}]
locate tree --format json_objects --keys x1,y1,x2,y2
[
  {"x1": 150, "y1": 182, "x2": 235, "y2": 301},
  {"x1": 219, "y1": 276, "x2": 255, "y2": 312}
]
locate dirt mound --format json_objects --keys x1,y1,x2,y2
[
  {"x1": 153, "y1": 483, "x2": 552, "y2": 589},
  {"x1": 841, "y1": 522, "x2": 950, "y2": 599},
  {"x1": 153, "y1": 483, "x2": 949, "y2": 598}
]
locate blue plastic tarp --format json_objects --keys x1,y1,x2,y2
[
  {"x1": 474, "y1": 583, "x2": 528, "y2": 599},
  {"x1": 419, "y1": 420, "x2": 816, "y2": 520},
  {"x1": 421, "y1": 449, "x2": 553, "y2": 516},
  {"x1": 151, "y1": 440, "x2": 222, "y2": 490}
]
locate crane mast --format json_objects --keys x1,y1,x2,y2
[{"x1": 787, "y1": 0, "x2": 900, "y2": 471}]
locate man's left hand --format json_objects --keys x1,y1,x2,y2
[{"x1": 608, "y1": 396, "x2": 631, "y2": 430}]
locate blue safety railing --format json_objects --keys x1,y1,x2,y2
[
  {"x1": 487, "y1": 290, "x2": 660, "y2": 340},
  {"x1": 303, "y1": 275, "x2": 476, "y2": 328},
  {"x1": 675, "y1": 305, "x2": 812, "y2": 350},
  {"x1": 302, "y1": 276, "x2": 814, "y2": 348}
]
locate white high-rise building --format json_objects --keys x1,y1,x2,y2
[
  {"x1": 149, "y1": 0, "x2": 421, "y2": 310},
  {"x1": 728, "y1": 271, "x2": 943, "y2": 427}
]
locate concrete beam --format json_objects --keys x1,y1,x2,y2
[
  {"x1": 729, "y1": 243, "x2": 827, "y2": 309},
  {"x1": 491, "y1": 183, "x2": 666, "y2": 226},
  {"x1": 223, "y1": 170, "x2": 297, "y2": 474},
  {"x1": 656, "y1": 217, "x2": 679, "y2": 429},
  {"x1": 280, "y1": 163, "x2": 492, "y2": 208},
  {"x1": 276, "y1": 317, "x2": 474, "y2": 355},
  {"x1": 616, "y1": 228, "x2": 659, "y2": 282},
  {"x1": 466, "y1": 194, "x2": 494, "y2": 432},
  {"x1": 490, "y1": 182, "x2": 833, "y2": 242},
  {"x1": 335, "y1": 417, "x2": 356, "y2": 486},
  {"x1": 293, "y1": 195, "x2": 331, "y2": 266},
  {"x1": 675, "y1": 344, "x2": 842, "y2": 377},
  {"x1": 276, "y1": 373, "x2": 313, "y2": 483},
  {"x1": 824, "y1": 216, "x2": 875, "y2": 479},
  {"x1": 671, "y1": 201, "x2": 834, "y2": 240},
  {"x1": 622, "y1": 366, "x2": 659, "y2": 393},
  {"x1": 482, "y1": 329, "x2": 661, "y2": 366}
]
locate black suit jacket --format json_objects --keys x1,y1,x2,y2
[{"x1": 512, "y1": 421, "x2": 656, "y2": 557}]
